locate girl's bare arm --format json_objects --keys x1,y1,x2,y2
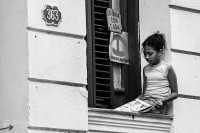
[
  {"x1": 137, "y1": 68, "x2": 146, "y2": 100},
  {"x1": 162, "y1": 65, "x2": 179, "y2": 104}
]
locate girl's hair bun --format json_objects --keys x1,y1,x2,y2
[{"x1": 142, "y1": 31, "x2": 166, "y2": 51}]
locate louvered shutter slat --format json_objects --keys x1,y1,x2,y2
[
  {"x1": 91, "y1": 0, "x2": 112, "y2": 108},
  {"x1": 95, "y1": 0, "x2": 109, "y2": 3},
  {"x1": 96, "y1": 63, "x2": 110, "y2": 67},
  {"x1": 95, "y1": 37, "x2": 109, "y2": 41},
  {"x1": 95, "y1": 44, "x2": 109, "y2": 48}
]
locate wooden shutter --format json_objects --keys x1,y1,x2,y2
[{"x1": 87, "y1": 0, "x2": 112, "y2": 108}]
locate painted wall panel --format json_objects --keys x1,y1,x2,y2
[
  {"x1": 29, "y1": 82, "x2": 88, "y2": 131},
  {"x1": 172, "y1": 52, "x2": 200, "y2": 96},
  {"x1": 28, "y1": 31, "x2": 87, "y2": 84},
  {"x1": 170, "y1": 0, "x2": 200, "y2": 10},
  {"x1": 88, "y1": 109, "x2": 172, "y2": 133},
  {"x1": 171, "y1": 9, "x2": 200, "y2": 53},
  {"x1": 173, "y1": 98, "x2": 200, "y2": 133},
  {"x1": 140, "y1": 0, "x2": 171, "y2": 57},
  {"x1": 27, "y1": 0, "x2": 86, "y2": 36}
]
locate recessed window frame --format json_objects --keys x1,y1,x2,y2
[{"x1": 86, "y1": 0, "x2": 141, "y2": 109}]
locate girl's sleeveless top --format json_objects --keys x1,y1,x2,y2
[{"x1": 144, "y1": 61, "x2": 171, "y2": 99}]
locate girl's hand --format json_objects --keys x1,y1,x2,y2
[{"x1": 156, "y1": 99, "x2": 163, "y2": 106}]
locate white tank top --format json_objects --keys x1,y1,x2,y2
[{"x1": 144, "y1": 61, "x2": 171, "y2": 99}]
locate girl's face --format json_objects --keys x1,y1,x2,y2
[{"x1": 143, "y1": 45, "x2": 162, "y2": 65}]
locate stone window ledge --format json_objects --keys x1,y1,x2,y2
[{"x1": 88, "y1": 108, "x2": 173, "y2": 133}]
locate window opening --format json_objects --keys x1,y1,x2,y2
[{"x1": 87, "y1": 0, "x2": 141, "y2": 109}]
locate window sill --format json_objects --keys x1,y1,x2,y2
[{"x1": 88, "y1": 108, "x2": 173, "y2": 133}]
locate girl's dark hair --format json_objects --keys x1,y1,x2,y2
[{"x1": 142, "y1": 31, "x2": 166, "y2": 51}]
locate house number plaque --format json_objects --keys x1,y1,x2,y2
[{"x1": 42, "y1": 5, "x2": 62, "y2": 26}]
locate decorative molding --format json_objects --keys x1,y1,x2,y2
[
  {"x1": 88, "y1": 108, "x2": 172, "y2": 133},
  {"x1": 171, "y1": 48, "x2": 200, "y2": 56},
  {"x1": 179, "y1": 94, "x2": 200, "y2": 100},
  {"x1": 27, "y1": 27, "x2": 84, "y2": 39},
  {"x1": 169, "y1": 4, "x2": 200, "y2": 14},
  {"x1": 28, "y1": 126, "x2": 86, "y2": 133},
  {"x1": 28, "y1": 78, "x2": 86, "y2": 87}
]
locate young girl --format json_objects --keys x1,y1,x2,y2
[{"x1": 138, "y1": 32, "x2": 179, "y2": 114}]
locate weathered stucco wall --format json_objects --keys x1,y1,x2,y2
[
  {"x1": 0, "y1": 0, "x2": 88, "y2": 132},
  {"x1": 27, "y1": 0, "x2": 88, "y2": 132},
  {"x1": 170, "y1": 0, "x2": 200, "y2": 132},
  {"x1": 0, "y1": 0, "x2": 29, "y2": 132}
]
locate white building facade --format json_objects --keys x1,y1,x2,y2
[{"x1": 0, "y1": 0, "x2": 200, "y2": 133}]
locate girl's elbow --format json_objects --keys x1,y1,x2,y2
[{"x1": 174, "y1": 92, "x2": 179, "y2": 99}]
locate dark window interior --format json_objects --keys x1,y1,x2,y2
[{"x1": 86, "y1": 0, "x2": 141, "y2": 109}]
